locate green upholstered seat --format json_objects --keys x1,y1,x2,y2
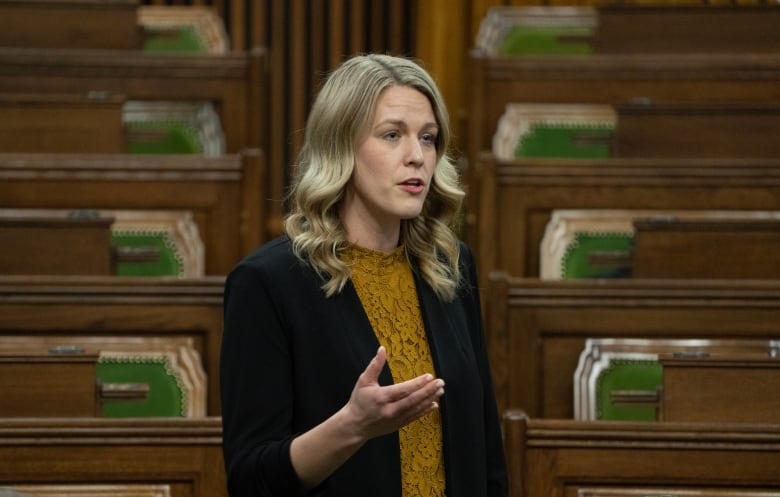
[
  {"x1": 475, "y1": 6, "x2": 596, "y2": 56},
  {"x1": 123, "y1": 101, "x2": 225, "y2": 156},
  {"x1": 138, "y1": 5, "x2": 228, "y2": 55},
  {"x1": 595, "y1": 358, "x2": 662, "y2": 421},
  {"x1": 514, "y1": 123, "x2": 613, "y2": 158},
  {"x1": 112, "y1": 231, "x2": 184, "y2": 277},
  {"x1": 493, "y1": 103, "x2": 615, "y2": 160},
  {"x1": 126, "y1": 121, "x2": 204, "y2": 155},
  {"x1": 97, "y1": 356, "x2": 186, "y2": 417},
  {"x1": 499, "y1": 26, "x2": 592, "y2": 55},
  {"x1": 143, "y1": 26, "x2": 207, "y2": 53},
  {"x1": 560, "y1": 232, "x2": 633, "y2": 279}
]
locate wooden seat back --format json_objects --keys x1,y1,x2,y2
[
  {"x1": 503, "y1": 410, "x2": 780, "y2": 497},
  {"x1": 0, "y1": 0, "x2": 142, "y2": 50},
  {"x1": 0, "y1": 417, "x2": 226, "y2": 497}
]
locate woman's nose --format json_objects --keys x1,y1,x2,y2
[{"x1": 405, "y1": 138, "x2": 424, "y2": 167}]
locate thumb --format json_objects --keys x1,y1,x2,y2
[{"x1": 359, "y1": 346, "x2": 387, "y2": 386}]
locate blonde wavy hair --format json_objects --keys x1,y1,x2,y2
[{"x1": 284, "y1": 53, "x2": 465, "y2": 301}]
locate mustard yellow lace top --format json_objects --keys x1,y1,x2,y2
[{"x1": 343, "y1": 244, "x2": 446, "y2": 497}]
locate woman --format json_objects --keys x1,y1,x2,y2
[{"x1": 220, "y1": 53, "x2": 508, "y2": 497}]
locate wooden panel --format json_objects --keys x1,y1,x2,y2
[
  {"x1": 0, "y1": 215, "x2": 115, "y2": 276},
  {"x1": 594, "y1": 5, "x2": 780, "y2": 54},
  {"x1": 0, "y1": 152, "x2": 261, "y2": 276},
  {"x1": 632, "y1": 217, "x2": 780, "y2": 279},
  {"x1": 503, "y1": 410, "x2": 780, "y2": 497},
  {"x1": 661, "y1": 352, "x2": 780, "y2": 423},
  {"x1": 0, "y1": 417, "x2": 226, "y2": 497},
  {"x1": 0, "y1": 0, "x2": 142, "y2": 50},
  {"x1": 0, "y1": 92, "x2": 126, "y2": 153},
  {"x1": 250, "y1": 0, "x2": 417, "y2": 238},
  {"x1": 0, "y1": 276, "x2": 225, "y2": 416},
  {"x1": 485, "y1": 274, "x2": 780, "y2": 418},
  {"x1": 614, "y1": 102, "x2": 780, "y2": 158}
]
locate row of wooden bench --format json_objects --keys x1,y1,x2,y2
[
  {"x1": 0, "y1": 273, "x2": 778, "y2": 494},
  {"x1": 467, "y1": 5, "x2": 780, "y2": 496},
  {"x1": 2, "y1": 413, "x2": 778, "y2": 497}
]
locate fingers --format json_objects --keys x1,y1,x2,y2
[
  {"x1": 349, "y1": 347, "x2": 445, "y2": 438},
  {"x1": 358, "y1": 346, "x2": 387, "y2": 386},
  {"x1": 381, "y1": 374, "x2": 445, "y2": 421},
  {"x1": 385, "y1": 374, "x2": 444, "y2": 403}
]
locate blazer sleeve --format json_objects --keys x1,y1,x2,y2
[
  {"x1": 220, "y1": 260, "x2": 306, "y2": 497},
  {"x1": 460, "y1": 243, "x2": 509, "y2": 497}
]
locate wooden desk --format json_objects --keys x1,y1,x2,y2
[
  {"x1": 632, "y1": 217, "x2": 780, "y2": 279},
  {"x1": 0, "y1": 0, "x2": 142, "y2": 50},
  {"x1": 614, "y1": 102, "x2": 780, "y2": 159},
  {"x1": 0, "y1": 215, "x2": 115, "y2": 276},
  {"x1": 594, "y1": 5, "x2": 780, "y2": 54},
  {"x1": 0, "y1": 347, "x2": 99, "y2": 417},
  {"x1": 661, "y1": 352, "x2": 780, "y2": 423},
  {"x1": 0, "y1": 92, "x2": 126, "y2": 153}
]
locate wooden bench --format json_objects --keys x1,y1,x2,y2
[
  {"x1": 0, "y1": 152, "x2": 262, "y2": 275},
  {"x1": 484, "y1": 273, "x2": 780, "y2": 418},
  {"x1": 476, "y1": 154, "x2": 780, "y2": 282},
  {"x1": 0, "y1": 335, "x2": 209, "y2": 418},
  {"x1": 0, "y1": 275, "x2": 225, "y2": 415},
  {"x1": 0, "y1": 0, "x2": 142, "y2": 50},
  {"x1": 0, "y1": 417, "x2": 226, "y2": 497},
  {"x1": 503, "y1": 410, "x2": 780, "y2": 497}
]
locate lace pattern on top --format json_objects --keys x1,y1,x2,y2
[{"x1": 344, "y1": 244, "x2": 446, "y2": 497}]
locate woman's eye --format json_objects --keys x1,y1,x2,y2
[
  {"x1": 384, "y1": 131, "x2": 399, "y2": 140},
  {"x1": 422, "y1": 134, "x2": 437, "y2": 145}
]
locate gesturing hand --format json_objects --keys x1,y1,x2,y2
[
  {"x1": 289, "y1": 346, "x2": 446, "y2": 489},
  {"x1": 345, "y1": 346, "x2": 445, "y2": 440}
]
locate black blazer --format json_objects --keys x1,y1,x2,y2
[{"x1": 220, "y1": 236, "x2": 508, "y2": 497}]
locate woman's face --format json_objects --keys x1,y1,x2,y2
[{"x1": 341, "y1": 85, "x2": 439, "y2": 247}]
